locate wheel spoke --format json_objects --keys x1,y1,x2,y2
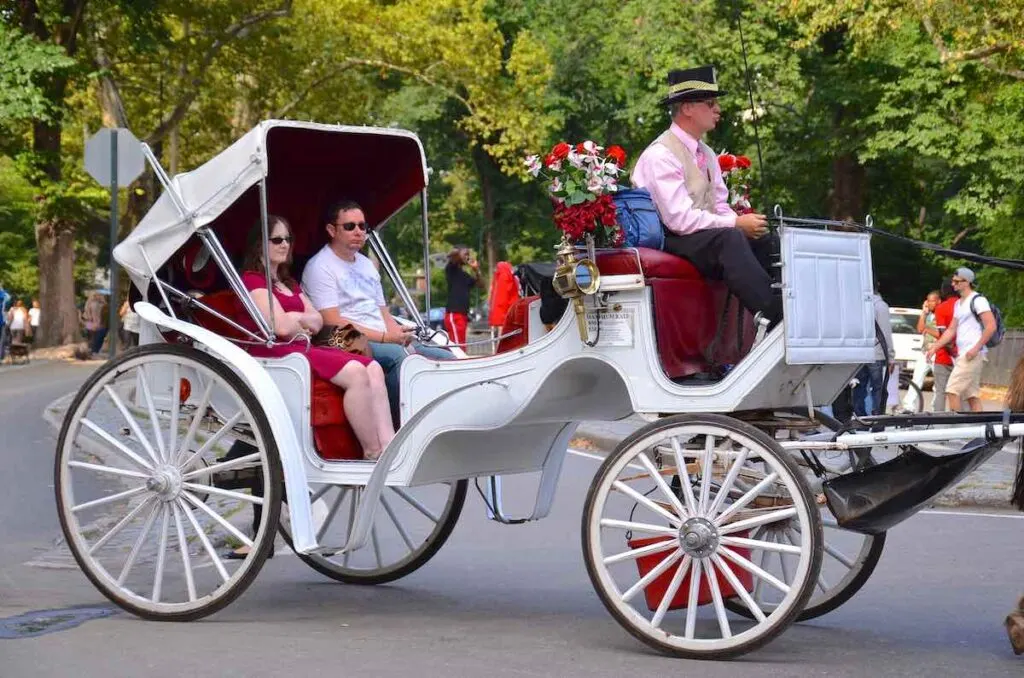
[
  {"x1": 621, "y1": 548, "x2": 682, "y2": 603},
  {"x1": 718, "y1": 507, "x2": 797, "y2": 535},
  {"x1": 180, "y1": 452, "x2": 261, "y2": 481},
  {"x1": 173, "y1": 380, "x2": 214, "y2": 467},
  {"x1": 670, "y1": 437, "x2": 699, "y2": 516},
  {"x1": 705, "y1": 558, "x2": 732, "y2": 639},
  {"x1": 177, "y1": 412, "x2": 244, "y2": 475},
  {"x1": 309, "y1": 484, "x2": 332, "y2": 504},
  {"x1": 171, "y1": 501, "x2": 197, "y2": 602},
  {"x1": 342, "y1": 489, "x2": 358, "y2": 566},
  {"x1": 151, "y1": 505, "x2": 170, "y2": 603},
  {"x1": 697, "y1": 435, "x2": 716, "y2": 515},
  {"x1": 776, "y1": 530, "x2": 793, "y2": 585},
  {"x1": 177, "y1": 498, "x2": 229, "y2": 583},
  {"x1": 318, "y1": 487, "x2": 349, "y2": 542},
  {"x1": 636, "y1": 453, "x2": 688, "y2": 519},
  {"x1": 712, "y1": 553, "x2": 766, "y2": 623},
  {"x1": 67, "y1": 460, "x2": 149, "y2": 481},
  {"x1": 706, "y1": 447, "x2": 750, "y2": 517},
  {"x1": 650, "y1": 555, "x2": 692, "y2": 628},
  {"x1": 80, "y1": 418, "x2": 153, "y2": 473},
  {"x1": 684, "y1": 558, "x2": 703, "y2": 640},
  {"x1": 168, "y1": 364, "x2": 180, "y2": 467},
  {"x1": 136, "y1": 365, "x2": 168, "y2": 463},
  {"x1": 604, "y1": 537, "x2": 678, "y2": 565},
  {"x1": 720, "y1": 534, "x2": 802, "y2": 555},
  {"x1": 392, "y1": 487, "x2": 440, "y2": 523},
  {"x1": 720, "y1": 545, "x2": 790, "y2": 594},
  {"x1": 117, "y1": 501, "x2": 161, "y2": 585},
  {"x1": 104, "y1": 385, "x2": 162, "y2": 468},
  {"x1": 823, "y1": 539, "x2": 856, "y2": 569},
  {"x1": 381, "y1": 492, "x2": 416, "y2": 552},
  {"x1": 180, "y1": 490, "x2": 253, "y2": 548},
  {"x1": 611, "y1": 481, "x2": 681, "y2": 526},
  {"x1": 72, "y1": 485, "x2": 148, "y2": 514},
  {"x1": 371, "y1": 523, "x2": 383, "y2": 569},
  {"x1": 599, "y1": 518, "x2": 677, "y2": 537},
  {"x1": 88, "y1": 496, "x2": 157, "y2": 555},
  {"x1": 713, "y1": 472, "x2": 780, "y2": 526},
  {"x1": 181, "y1": 481, "x2": 263, "y2": 505}
]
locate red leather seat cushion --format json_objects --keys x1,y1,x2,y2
[
  {"x1": 595, "y1": 247, "x2": 703, "y2": 280},
  {"x1": 191, "y1": 290, "x2": 248, "y2": 341},
  {"x1": 311, "y1": 377, "x2": 362, "y2": 460},
  {"x1": 595, "y1": 248, "x2": 752, "y2": 379},
  {"x1": 495, "y1": 295, "x2": 539, "y2": 354}
]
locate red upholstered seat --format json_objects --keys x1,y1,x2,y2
[
  {"x1": 596, "y1": 248, "x2": 753, "y2": 379},
  {"x1": 191, "y1": 290, "x2": 363, "y2": 460},
  {"x1": 495, "y1": 295, "x2": 540, "y2": 355}
]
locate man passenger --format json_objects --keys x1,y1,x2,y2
[
  {"x1": 302, "y1": 199, "x2": 451, "y2": 426},
  {"x1": 631, "y1": 65, "x2": 780, "y2": 322}
]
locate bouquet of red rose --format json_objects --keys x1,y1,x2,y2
[
  {"x1": 717, "y1": 153, "x2": 754, "y2": 215},
  {"x1": 525, "y1": 141, "x2": 628, "y2": 247}
]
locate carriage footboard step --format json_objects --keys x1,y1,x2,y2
[{"x1": 822, "y1": 435, "x2": 1006, "y2": 534}]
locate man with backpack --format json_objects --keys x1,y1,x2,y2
[{"x1": 926, "y1": 267, "x2": 1001, "y2": 412}]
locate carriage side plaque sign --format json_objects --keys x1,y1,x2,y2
[{"x1": 585, "y1": 309, "x2": 634, "y2": 347}]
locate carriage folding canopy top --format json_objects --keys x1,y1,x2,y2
[{"x1": 113, "y1": 120, "x2": 429, "y2": 290}]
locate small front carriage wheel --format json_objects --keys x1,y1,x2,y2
[
  {"x1": 582, "y1": 414, "x2": 823, "y2": 660},
  {"x1": 55, "y1": 344, "x2": 283, "y2": 621}
]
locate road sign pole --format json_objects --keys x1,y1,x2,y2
[{"x1": 108, "y1": 131, "x2": 119, "y2": 360}]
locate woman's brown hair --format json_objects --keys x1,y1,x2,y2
[{"x1": 243, "y1": 215, "x2": 296, "y2": 288}]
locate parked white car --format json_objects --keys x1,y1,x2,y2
[{"x1": 889, "y1": 306, "x2": 924, "y2": 374}]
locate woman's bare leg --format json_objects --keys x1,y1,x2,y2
[
  {"x1": 330, "y1": 362, "x2": 382, "y2": 458},
  {"x1": 366, "y1": 362, "x2": 395, "y2": 451}
]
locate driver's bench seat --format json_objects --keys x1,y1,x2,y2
[{"x1": 595, "y1": 247, "x2": 754, "y2": 380}]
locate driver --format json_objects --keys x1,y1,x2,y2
[
  {"x1": 631, "y1": 65, "x2": 780, "y2": 323},
  {"x1": 302, "y1": 199, "x2": 452, "y2": 427}
]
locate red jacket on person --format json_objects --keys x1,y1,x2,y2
[{"x1": 488, "y1": 261, "x2": 520, "y2": 327}]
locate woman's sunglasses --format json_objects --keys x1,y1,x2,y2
[
  {"x1": 336, "y1": 221, "x2": 371, "y2": 232},
  {"x1": 269, "y1": 236, "x2": 292, "y2": 245}
]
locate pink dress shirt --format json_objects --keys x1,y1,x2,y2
[{"x1": 631, "y1": 123, "x2": 736, "y2": 235}]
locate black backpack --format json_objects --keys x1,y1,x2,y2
[{"x1": 969, "y1": 294, "x2": 1005, "y2": 348}]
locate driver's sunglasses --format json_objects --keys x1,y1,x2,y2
[
  {"x1": 269, "y1": 236, "x2": 292, "y2": 245},
  {"x1": 336, "y1": 221, "x2": 371, "y2": 232},
  {"x1": 951, "y1": 277, "x2": 964, "y2": 283}
]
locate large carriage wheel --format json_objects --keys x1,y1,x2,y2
[
  {"x1": 55, "y1": 344, "x2": 282, "y2": 621},
  {"x1": 733, "y1": 408, "x2": 886, "y2": 622},
  {"x1": 583, "y1": 414, "x2": 822, "y2": 660},
  {"x1": 279, "y1": 479, "x2": 467, "y2": 585}
]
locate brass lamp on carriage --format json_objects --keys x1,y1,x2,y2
[{"x1": 551, "y1": 237, "x2": 601, "y2": 340}]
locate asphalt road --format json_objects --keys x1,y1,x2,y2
[{"x1": 1, "y1": 360, "x2": 1022, "y2": 677}]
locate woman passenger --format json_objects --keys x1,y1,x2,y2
[{"x1": 238, "y1": 216, "x2": 394, "y2": 460}]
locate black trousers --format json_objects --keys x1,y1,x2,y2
[{"x1": 662, "y1": 228, "x2": 780, "y2": 320}]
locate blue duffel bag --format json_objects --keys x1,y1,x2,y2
[{"x1": 612, "y1": 187, "x2": 664, "y2": 250}]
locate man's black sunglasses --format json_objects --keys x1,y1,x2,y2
[
  {"x1": 269, "y1": 236, "x2": 292, "y2": 245},
  {"x1": 335, "y1": 221, "x2": 371, "y2": 232}
]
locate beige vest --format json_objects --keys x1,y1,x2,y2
[{"x1": 654, "y1": 130, "x2": 717, "y2": 211}]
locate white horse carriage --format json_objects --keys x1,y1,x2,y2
[{"x1": 55, "y1": 120, "x2": 1024, "y2": 659}]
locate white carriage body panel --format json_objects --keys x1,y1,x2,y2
[{"x1": 781, "y1": 227, "x2": 875, "y2": 365}]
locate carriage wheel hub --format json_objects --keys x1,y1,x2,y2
[
  {"x1": 679, "y1": 517, "x2": 719, "y2": 558},
  {"x1": 146, "y1": 466, "x2": 183, "y2": 499}
]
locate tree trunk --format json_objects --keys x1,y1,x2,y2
[
  {"x1": 827, "y1": 153, "x2": 864, "y2": 222},
  {"x1": 472, "y1": 146, "x2": 498, "y2": 291},
  {"x1": 35, "y1": 218, "x2": 81, "y2": 346}
]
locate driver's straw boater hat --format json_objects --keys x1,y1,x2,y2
[{"x1": 660, "y1": 65, "x2": 728, "y2": 106}]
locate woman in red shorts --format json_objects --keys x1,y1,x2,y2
[{"x1": 237, "y1": 216, "x2": 394, "y2": 460}]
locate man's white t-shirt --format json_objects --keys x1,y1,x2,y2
[
  {"x1": 953, "y1": 291, "x2": 991, "y2": 356},
  {"x1": 302, "y1": 246, "x2": 387, "y2": 333}
]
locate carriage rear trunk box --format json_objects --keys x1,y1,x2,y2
[{"x1": 628, "y1": 534, "x2": 752, "y2": 611}]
